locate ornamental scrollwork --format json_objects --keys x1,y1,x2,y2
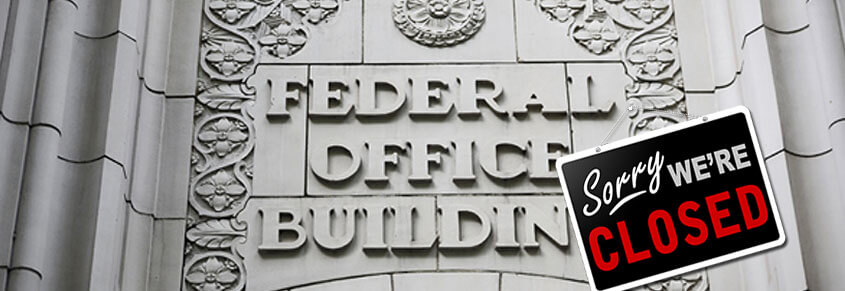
[
  {"x1": 188, "y1": 0, "x2": 347, "y2": 289},
  {"x1": 530, "y1": 0, "x2": 686, "y2": 138},
  {"x1": 392, "y1": 0, "x2": 486, "y2": 47},
  {"x1": 200, "y1": 0, "x2": 345, "y2": 81}
]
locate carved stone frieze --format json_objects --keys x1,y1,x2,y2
[{"x1": 392, "y1": 0, "x2": 486, "y2": 46}]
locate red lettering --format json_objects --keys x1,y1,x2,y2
[
  {"x1": 648, "y1": 209, "x2": 678, "y2": 254},
  {"x1": 589, "y1": 226, "x2": 619, "y2": 271},
  {"x1": 678, "y1": 201, "x2": 709, "y2": 246},
  {"x1": 737, "y1": 184, "x2": 768, "y2": 229},
  {"x1": 705, "y1": 191, "x2": 740, "y2": 238},
  {"x1": 617, "y1": 221, "x2": 651, "y2": 263}
]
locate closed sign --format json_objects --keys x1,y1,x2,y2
[{"x1": 556, "y1": 107, "x2": 785, "y2": 291}]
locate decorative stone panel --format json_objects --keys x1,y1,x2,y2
[{"x1": 184, "y1": 0, "x2": 704, "y2": 290}]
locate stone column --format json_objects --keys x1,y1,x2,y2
[
  {"x1": 0, "y1": 0, "x2": 47, "y2": 286},
  {"x1": 6, "y1": 0, "x2": 76, "y2": 289},
  {"x1": 761, "y1": 0, "x2": 845, "y2": 289}
]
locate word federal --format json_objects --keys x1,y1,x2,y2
[{"x1": 556, "y1": 107, "x2": 785, "y2": 291}]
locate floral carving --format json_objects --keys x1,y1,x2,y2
[
  {"x1": 629, "y1": 40, "x2": 674, "y2": 77},
  {"x1": 292, "y1": 0, "x2": 340, "y2": 23},
  {"x1": 624, "y1": 24, "x2": 679, "y2": 81},
  {"x1": 185, "y1": 255, "x2": 243, "y2": 291},
  {"x1": 206, "y1": 42, "x2": 255, "y2": 77},
  {"x1": 196, "y1": 170, "x2": 246, "y2": 212},
  {"x1": 258, "y1": 23, "x2": 308, "y2": 58},
  {"x1": 209, "y1": 0, "x2": 257, "y2": 24},
  {"x1": 199, "y1": 118, "x2": 248, "y2": 157},
  {"x1": 538, "y1": 0, "x2": 586, "y2": 22},
  {"x1": 393, "y1": 0, "x2": 486, "y2": 46},
  {"x1": 621, "y1": 0, "x2": 669, "y2": 23},
  {"x1": 529, "y1": 0, "x2": 676, "y2": 55},
  {"x1": 572, "y1": 17, "x2": 621, "y2": 54}
]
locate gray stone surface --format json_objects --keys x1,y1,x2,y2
[
  {"x1": 128, "y1": 88, "x2": 165, "y2": 215},
  {"x1": 120, "y1": 208, "x2": 154, "y2": 291},
  {"x1": 60, "y1": 33, "x2": 139, "y2": 164},
  {"x1": 248, "y1": 65, "x2": 308, "y2": 196},
  {"x1": 393, "y1": 272, "x2": 499, "y2": 291},
  {"x1": 675, "y1": 0, "x2": 715, "y2": 92},
  {"x1": 155, "y1": 98, "x2": 194, "y2": 218},
  {"x1": 148, "y1": 219, "x2": 187, "y2": 291},
  {"x1": 292, "y1": 275, "x2": 391, "y2": 291},
  {"x1": 500, "y1": 273, "x2": 589, "y2": 291},
  {"x1": 0, "y1": 118, "x2": 27, "y2": 267},
  {"x1": 760, "y1": 0, "x2": 809, "y2": 32}
]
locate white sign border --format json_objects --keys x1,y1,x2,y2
[{"x1": 555, "y1": 106, "x2": 787, "y2": 291}]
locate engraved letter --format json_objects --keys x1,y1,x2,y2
[
  {"x1": 529, "y1": 138, "x2": 568, "y2": 179},
  {"x1": 311, "y1": 76, "x2": 353, "y2": 116},
  {"x1": 408, "y1": 140, "x2": 449, "y2": 182},
  {"x1": 440, "y1": 204, "x2": 492, "y2": 248},
  {"x1": 358, "y1": 78, "x2": 405, "y2": 116},
  {"x1": 410, "y1": 78, "x2": 453, "y2": 116},
  {"x1": 480, "y1": 140, "x2": 527, "y2": 180},
  {"x1": 365, "y1": 140, "x2": 406, "y2": 182},
  {"x1": 522, "y1": 203, "x2": 568, "y2": 247},
  {"x1": 259, "y1": 207, "x2": 306, "y2": 250},
  {"x1": 457, "y1": 77, "x2": 507, "y2": 116},
  {"x1": 311, "y1": 143, "x2": 361, "y2": 182},
  {"x1": 312, "y1": 206, "x2": 357, "y2": 250}
]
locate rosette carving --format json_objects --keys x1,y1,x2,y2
[
  {"x1": 184, "y1": 252, "x2": 246, "y2": 291},
  {"x1": 392, "y1": 0, "x2": 486, "y2": 46}
]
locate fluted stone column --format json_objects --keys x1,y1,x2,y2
[
  {"x1": 807, "y1": 0, "x2": 845, "y2": 184},
  {"x1": 761, "y1": 0, "x2": 845, "y2": 290},
  {"x1": 6, "y1": 0, "x2": 76, "y2": 289}
]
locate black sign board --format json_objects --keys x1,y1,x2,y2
[{"x1": 556, "y1": 107, "x2": 785, "y2": 291}]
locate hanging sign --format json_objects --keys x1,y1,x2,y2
[{"x1": 556, "y1": 106, "x2": 785, "y2": 291}]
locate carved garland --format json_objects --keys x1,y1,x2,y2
[{"x1": 185, "y1": 0, "x2": 345, "y2": 290}]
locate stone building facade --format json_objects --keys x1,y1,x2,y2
[{"x1": 0, "y1": 0, "x2": 844, "y2": 290}]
